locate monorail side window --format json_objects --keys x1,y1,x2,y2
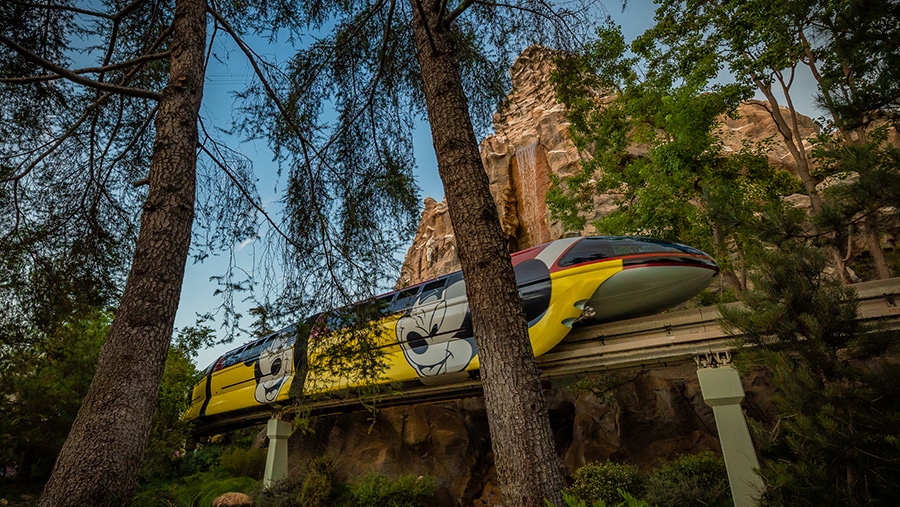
[
  {"x1": 391, "y1": 286, "x2": 421, "y2": 312},
  {"x1": 221, "y1": 345, "x2": 248, "y2": 368},
  {"x1": 240, "y1": 335, "x2": 273, "y2": 363},
  {"x1": 421, "y1": 278, "x2": 446, "y2": 294},
  {"x1": 608, "y1": 238, "x2": 700, "y2": 256},
  {"x1": 558, "y1": 238, "x2": 614, "y2": 267}
]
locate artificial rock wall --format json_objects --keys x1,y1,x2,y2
[{"x1": 396, "y1": 45, "x2": 822, "y2": 287}]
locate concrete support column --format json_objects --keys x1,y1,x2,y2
[
  {"x1": 696, "y1": 358, "x2": 763, "y2": 507},
  {"x1": 263, "y1": 418, "x2": 292, "y2": 488}
]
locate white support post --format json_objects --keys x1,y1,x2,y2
[
  {"x1": 263, "y1": 417, "x2": 292, "y2": 488},
  {"x1": 696, "y1": 353, "x2": 763, "y2": 507}
]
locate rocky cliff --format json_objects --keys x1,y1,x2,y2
[{"x1": 397, "y1": 46, "x2": 822, "y2": 286}]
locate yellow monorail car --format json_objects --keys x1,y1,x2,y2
[{"x1": 184, "y1": 236, "x2": 719, "y2": 427}]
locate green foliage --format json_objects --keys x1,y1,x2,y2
[
  {"x1": 721, "y1": 239, "x2": 900, "y2": 505},
  {"x1": 0, "y1": 310, "x2": 108, "y2": 481},
  {"x1": 131, "y1": 471, "x2": 257, "y2": 507},
  {"x1": 141, "y1": 335, "x2": 203, "y2": 482},
  {"x1": 218, "y1": 446, "x2": 267, "y2": 480},
  {"x1": 254, "y1": 459, "x2": 336, "y2": 507},
  {"x1": 563, "y1": 454, "x2": 728, "y2": 507},
  {"x1": 298, "y1": 470, "x2": 333, "y2": 507},
  {"x1": 342, "y1": 473, "x2": 438, "y2": 507},
  {"x1": 565, "y1": 461, "x2": 644, "y2": 506},
  {"x1": 811, "y1": 125, "x2": 900, "y2": 278},
  {"x1": 551, "y1": 21, "x2": 799, "y2": 291},
  {"x1": 175, "y1": 444, "x2": 228, "y2": 477},
  {"x1": 643, "y1": 452, "x2": 731, "y2": 507},
  {"x1": 810, "y1": 0, "x2": 900, "y2": 129},
  {"x1": 256, "y1": 468, "x2": 436, "y2": 507},
  {"x1": 550, "y1": 490, "x2": 649, "y2": 507}
]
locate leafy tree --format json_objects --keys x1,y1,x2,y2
[
  {"x1": 812, "y1": 125, "x2": 900, "y2": 279},
  {"x1": 808, "y1": 0, "x2": 900, "y2": 131},
  {"x1": 140, "y1": 326, "x2": 208, "y2": 482},
  {"x1": 720, "y1": 236, "x2": 900, "y2": 505},
  {"x1": 550, "y1": 23, "x2": 801, "y2": 291},
  {"x1": 0, "y1": 310, "x2": 108, "y2": 482},
  {"x1": 631, "y1": 0, "x2": 900, "y2": 280}
]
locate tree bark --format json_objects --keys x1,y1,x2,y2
[
  {"x1": 409, "y1": 2, "x2": 565, "y2": 506},
  {"x1": 38, "y1": 0, "x2": 205, "y2": 504}
]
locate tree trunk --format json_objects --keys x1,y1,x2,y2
[
  {"x1": 38, "y1": 0, "x2": 205, "y2": 505},
  {"x1": 409, "y1": 2, "x2": 565, "y2": 506},
  {"x1": 865, "y1": 214, "x2": 892, "y2": 279}
]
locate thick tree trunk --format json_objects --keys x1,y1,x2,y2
[
  {"x1": 409, "y1": 2, "x2": 565, "y2": 506},
  {"x1": 38, "y1": 0, "x2": 205, "y2": 505}
]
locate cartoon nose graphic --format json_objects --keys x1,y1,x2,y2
[{"x1": 405, "y1": 330, "x2": 429, "y2": 353}]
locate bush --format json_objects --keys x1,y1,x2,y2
[
  {"x1": 299, "y1": 470, "x2": 333, "y2": 507},
  {"x1": 643, "y1": 452, "x2": 731, "y2": 507},
  {"x1": 255, "y1": 459, "x2": 336, "y2": 507},
  {"x1": 344, "y1": 473, "x2": 437, "y2": 507},
  {"x1": 219, "y1": 446, "x2": 266, "y2": 479},
  {"x1": 553, "y1": 490, "x2": 650, "y2": 507},
  {"x1": 566, "y1": 461, "x2": 644, "y2": 506},
  {"x1": 132, "y1": 471, "x2": 257, "y2": 507}
]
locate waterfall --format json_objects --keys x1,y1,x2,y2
[{"x1": 515, "y1": 143, "x2": 544, "y2": 242}]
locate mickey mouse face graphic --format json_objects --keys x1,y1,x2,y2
[
  {"x1": 396, "y1": 278, "x2": 475, "y2": 377},
  {"x1": 395, "y1": 257, "x2": 552, "y2": 378},
  {"x1": 253, "y1": 333, "x2": 294, "y2": 403}
]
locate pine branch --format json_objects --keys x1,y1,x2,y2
[{"x1": 0, "y1": 34, "x2": 162, "y2": 100}]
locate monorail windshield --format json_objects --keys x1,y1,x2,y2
[{"x1": 558, "y1": 237, "x2": 707, "y2": 267}]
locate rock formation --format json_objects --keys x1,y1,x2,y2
[{"x1": 397, "y1": 46, "x2": 825, "y2": 286}]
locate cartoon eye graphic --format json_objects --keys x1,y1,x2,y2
[
  {"x1": 270, "y1": 357, "x2": 282, "y2": 376},
  {"x1": 397, "y1": 280, "x2": 476, "y2": 377}
]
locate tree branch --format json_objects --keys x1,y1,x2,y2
[
  {"x1": 443, "y1": 0, "x2": 475, "y2": 26},
  {"x1": 0, "y1": 34, "x2": 161, "y2": 100},
  {"x1": 198, "y1": 125, "x2": 303, "y2": 252},
  {"x1": 0, "y1": 51, "x2": 171, "y2": 84},
  {"x1": 6, "y1": 0, "x2": 114, "y2": 20},
  {"x1": 413, "y1": 0, "x2": 440, "y2": 55}
]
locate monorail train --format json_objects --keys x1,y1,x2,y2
[{"x1": 183, "y1": 236, "x2": 719, "y2": 426}]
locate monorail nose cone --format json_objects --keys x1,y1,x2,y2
[{"x1": 585, "y1": 261, "x2": 718, "y2": 322}]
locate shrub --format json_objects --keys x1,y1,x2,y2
[
  {"x1": 299, "y1": 469, "x2": 333, "y2": 507},
  {"x1": 255, "y1": 459, "x2": 336, "y2": 507},
  {"x1": 219, "y1": 446, "x2": 266, "y2": 479},
  {"x1": 344, "y1": 473, "x2": 437, "y2": 507},
  {"x1": 643, "y1": 452, "x2": 731, "y2": 507},
  {"x1": 566, "y1": 461, "x2": 644, "y2": 506},
  {"x1": 551, "y1": 490, "x2": 650, "y2": 507},
  {"x1": 132, "y1": 471, "x2": 257, "y2": 507}
]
